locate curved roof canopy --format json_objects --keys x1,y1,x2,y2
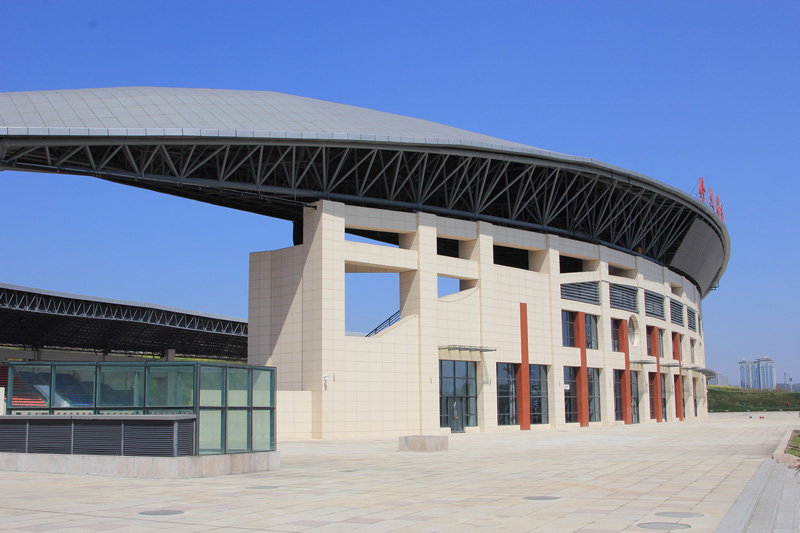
[{"x1": 0, "y1": 87, "x2": 729, "y2": 296}]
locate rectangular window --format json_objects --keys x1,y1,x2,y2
[
  {"x1": 611, "y1": 319, "x2": 622, "y2": 352},
  {"x1": 660, "y1": 374, "x2": 668, "y2": 419},
  {"x1": 439, "y1": 360, "x2": 478, "y2": 428},
  {"x1": 674, "y1": 333, "x2": 682, "y2": 360},
  {"x1": 564, "y1": 366, "x2": 579, "y2": 423},
  {"x1": 687, "y1": 308, "x2": 697, "y2": 332},
  {"x1": 609, "y1": 284, "x2": 638, "y2": 312},
  {"x1": 658, "y1": 329, "x2": 665, "y2": 359},
  {"x1": 529, "y1": 365, "x2": 549, "y2": 425},
  {"x1": 630, "y1": 370, "x2": 640, "y2": 424},
  {"x1": 690, "y1": 340, "x2": 696, "y2": 364},
  {"x1": 585, "y1": 314, "x2": 599, "y2": 350},
  {"x1": 613, "y1": 369, "x2": 624, "y2": 421},
  {"x1": 588, "y1": 368, "x2": 601, "y2": 422},
  {"x1": 562, "y1": 311, "x2": 576, "y2": 347},
  {"x1": 561, "y1": 281, "x2": 600, "y2": 305},
  {"x1": 497, "y1": 363, "x2": 518, "y2": 425},
  {"x1": 646, "y1": 326, "x2": 654, "y2": 356}
]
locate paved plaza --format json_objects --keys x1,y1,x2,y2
[{"x1": 0, "y1": 412, "x2": 797, "y2": 532}]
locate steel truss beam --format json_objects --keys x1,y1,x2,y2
[
  {"x1": 0, "y1": 286, "x2": 246, "y2": 337},
  {"x1": 0, "y1": 139, "x2": 723, "y2": 293}
]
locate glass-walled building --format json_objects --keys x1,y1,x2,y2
[{"x1": 4, "y1": 361, "x2": 275, "y2": 455}]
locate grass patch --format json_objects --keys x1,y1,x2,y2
[
  {"x1": 708, "y1": 386, "x2": 800, "y2": 412},
  {"x1": 788, "y1": 432, "x2": 800, "y2": 458}
]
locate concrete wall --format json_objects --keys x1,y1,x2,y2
[{"x1": 249, "y1": 200, "x2": 709, "y2": 439}]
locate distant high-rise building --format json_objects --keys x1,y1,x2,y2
[{"x1": 738, "y1": 357, "x2": 775, "y2": 389}]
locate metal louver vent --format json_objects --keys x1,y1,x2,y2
[
  {"x1": 123, "y1": 421, "x2": 176, "y2": 457},
  {"x1": 177, "y1": 419, "x2": 194, "y2": 456},
  {"x1": 670, "y1": 299, "x2": 684, "y2": 326},
  {"x1": 609, "y1": 284, "x2": 638, "y2": 312},
  {"x1": 0, "y1": 419, "x2": 27, "y2": 452},
  {"x1": 28, "y1": 420, "x2": 71, "y2": 454},
  {"x1": 73, "y1": 420, "x2": 122, "y2": 455},
  {"x1": 687, "y1": 308, "x2": 697, "y2": 332},
  {"x1": 561, "y1": 281, "x2": 600, "y2": 305},
  {"x1": 644, "y1": 291, "x2": 665, "y2": 319}
]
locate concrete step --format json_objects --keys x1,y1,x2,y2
[{"x1": 716, "y1": 459, "x2": 799, "y2": 533}]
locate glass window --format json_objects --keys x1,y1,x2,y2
[
  {"x1": 227, "y1": 368, "x2": 250, "y2": 407},
  {"x1": 226, "y1": 409, "x2": 250, "y2": 453},
  {"x1": 529, "y1": 365, "x2": 548, "y2": 424},
  {"x1": 585, "y1": 315, "x2": 599, "y2": 350},
  {"x1": 199, "y1": 366, "x2": 224, "y2": 407},
  {"x1": 252, "y1": 369, "x2": 273, "y2": 408},
  {"x1": 562, "y1": 311, "x2": 576, "y2": 347},
  {"x1": 611, "y1": 319, "x2": 622, "y2": 352},
  {"x1": 564, "y1": 366, "x2": 579, "y2": 423},
  {"x1": 690, "y1": 340, "x2": 696, "y2": 364},
  {"x1": 613, "y1": 369, "x2": 623, "y2": 421},
  {"x1": 98, "y1": 365, "x2": 144, "y2": 407},
  {"x1": 658, "y1": 329, "x2": 665, "y2": 358},
  {"x1": 661, "y1": 373, "x2": 668, "y2": 419},
  {"x1": 53, "y1": 365, "x2": 95, "y2": 409},
  {"x1": 146, "y1": 365, "x2": 194, "y2": 408},
  {"x1": 439, "y1": 360, "x2": 478, "y2": 428},
  {"x1": 252, "y1": 409, "x2": 274, "y2": 452},
  {"x1": 198, "y1": 409, "x2": 224, "y2": 454},
  {"x1": 674, "y1": 334, "x2": 682, "y2": 360},
  {"x1": 588, "y1": 368, "x2": 601, "y2": 422},
  {"x1": 646, "y1": 326, "x2": 654, "y2": 356},
  {"x1": 497, "y1": 363, "x2": 518, "y2": 425},
  {"x1": 11, "y1": 364, "x2": 52, "y2": 408},
  {"x1": 630, "y1": 370, "x2": 640, "y2": 424}
]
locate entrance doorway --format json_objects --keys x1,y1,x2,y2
[{"x1": 439, "y1": 360, "x2": 477, "y2": 432}]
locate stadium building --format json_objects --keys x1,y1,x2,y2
[{"x1": 0, "y1": 88, "x2": 728, "y2": 439}]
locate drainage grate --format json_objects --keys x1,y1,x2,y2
[{"x1": 655, "y1": 512, "x2": 703, "y2": 518}]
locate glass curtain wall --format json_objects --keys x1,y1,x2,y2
[
  {"x1": 7, "y1": 362, "x2": 276, "y2": 455},
  {"x1": 529, "y1": 365, "x2": 548, "y2": 424},
  {"x1": 497, "y1": 363, "x2": 518, "y2": 425}
]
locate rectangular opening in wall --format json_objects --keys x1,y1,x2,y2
[
  {"x1": 345, "y1": 272, "x2": 400, "y2": 336},
  {"x1": 437, "y1": 237, "x2": 460, "y2": 258},
  {"x1": 559, "y1": 254, "x2": 583, "y2": 273},
  {"x1": 493, "y1": 245, "x2": 529, "y2": 270},
  {"x1": 608, "y1": 264, "x2": 636, "y2": 279},
  {"x1": 345, "y1": 228, "x2": 400, "y2": 248},
  {"x1": 670, "y1": 283, "x2": 684, "y2": 297},
  {"x1": 438, "y1": 276, "x2": 477, "y2": 298}
]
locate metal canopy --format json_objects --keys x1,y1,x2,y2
[
  {"x1": 0, "y1": 284, "x2": 247, "y2": 359},
  {"x1": 0, "y1": 88, "x2": 730, "y2": 296}
]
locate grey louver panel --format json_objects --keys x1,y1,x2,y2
[
  {"x1": 0, "y1": 420, "x2": 27, "y2": 452},
  {"x1": 644, "y1": 291, "x2": 665, "y2": 319},
  {"x1": 177, "y1": 419, "x2": 194, "y2": 456},
  {"x1": 123, "y1": 421, "x2": 175, "y2": 457},
  {"x1": 670, "y1": 299, "x2": 684, "y2": 326},
  {"x1": 74, "y1": 421, "x2": 122, "y2": 455},
  {"x1": 561, "y1": 281, "x2": 600, "y2": 305},
  {"x1": 28, "y1": 420, "x2": 71, "y2": 454},
  {"x1": 687, "y1": 308, "x2": 697, "y2": 332},
  {"x1": 609, "y1": 284, "x2": 638, "y2": 312}
]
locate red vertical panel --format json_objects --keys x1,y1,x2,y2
[
  {"x1": 518, "y1": 303, "x2": 530, "y2": 430},
  {"x1": 673, "y1": 332, "x2": 683, "y2": 420},
  {"x1": 652, "y1": 327, "x2": 663, "y2": 423},
  {"x1": 576, "y1": 312, "x2": 589, "y2": 427},
  {"x1": 621, "y1": 320, "x2": 632, "y2": 424}
]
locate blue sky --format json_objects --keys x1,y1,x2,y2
[{"x1": 1, "y1": 1, "x2": 798, "y2": 385}]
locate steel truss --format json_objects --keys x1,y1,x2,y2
[
  {"x1": 0, "y1": 286, "x2": 246, "y2": 337},
  {"x1": 0, "y1": 138, "x2": 723, "y2": 292}
]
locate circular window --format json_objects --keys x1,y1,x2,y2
[{"x1": 628, "y1": 316, "x2": 639, "y2": 347}]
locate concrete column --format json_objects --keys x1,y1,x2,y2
[{"x1": 162, "y1": 348, "x2": 175, "y2": 361}]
